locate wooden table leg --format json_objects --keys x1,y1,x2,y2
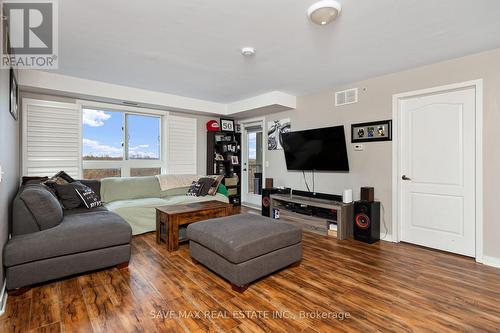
[
  {"x1": 167, "y1": 216, "x2": 179, "y2": 252},
  {"x1": 156, "y1": 210, "x2": 161, "y2": 244}
]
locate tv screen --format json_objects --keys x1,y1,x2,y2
[{"x1": 281, "y1": 126, "x2": 349, "y2": 171}]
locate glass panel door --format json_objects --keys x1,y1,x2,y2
[{"x1": 242, "y1": 122, "x2": 263, "y2": 207}]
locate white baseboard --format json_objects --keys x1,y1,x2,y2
[
  {"x1": 380, "y1": 233, "x2": 393, "y2": 242},
  {"x1": 482, "y1": 256, "x2": 500, "y2": 269},
  {"x1": 0, "y1": 279, "x2": 7, "y2": 317},
  {"x1": 241, "y1": 202, "x2": 260, "y2": 210}
]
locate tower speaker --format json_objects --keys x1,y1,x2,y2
[
  {"x1": 353, "y1": 201, "x2": 380, "y2": 244},
  {"x1": 262, "y1": 188, "x2": 291, "y2": 217}
]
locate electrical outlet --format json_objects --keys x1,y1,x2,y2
[{"x1": 354, "y1": 144, "x2": 364, "y2": 151}]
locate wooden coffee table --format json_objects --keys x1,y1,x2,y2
[{"x1": 156, "y1": 200, "x2": 233, "y2": 251}]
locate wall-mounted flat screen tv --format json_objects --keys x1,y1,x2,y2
[{"x1": 281, "y1": 125, "x2": 349, "y2": 171}]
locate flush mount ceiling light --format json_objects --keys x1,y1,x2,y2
[
  {"x1": 241, "y1": 47, "x2": 256, "y2": 57},
  {"x1": 307, "y1": 0, "x2": 342, "y2": 25}
]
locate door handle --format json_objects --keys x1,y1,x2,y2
[{"x1": 402, "y1": 175, "x2": 412, "y2": 181}]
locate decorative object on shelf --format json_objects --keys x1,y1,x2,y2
[
  {"x1": 225, "y1": 176, "x2": 239, "y2": 187},
  {"x1": 235, "y1": 123, "x2": 241, "y2": 133},
  {"x1": 360, "y1": 187, "x2": 374, "y2": 202},
  {"x1": 9, "y1": 68, "x2": 19, "y2": 120},
  {"x1": 214, "y1": 153, "x2": 224, "y2": 161},
  {"x1": 342, "y1": 189, "x2": 353, "y2": 203},
  {"x1": 351, "y1": 120, "x2": 392, "y2": 143},
  {"x1": 231, "y1": 155, "x2": 239, "y2": 165},
  {"x1": 268, "y1": 118, "x2": 291, "y2": 150},
  {"x1": 220, "y1": 118, "x2": 235, "y2": 132},
  {"x1": 206, "y1": 120, "x2": 220, "y2": 132}
]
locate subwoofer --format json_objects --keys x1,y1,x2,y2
[
  {"x1": 262, "y1": 188, "x2": 291, "y2": 217},
  {"x1": 353, "y1": 201, "x2": 380, "y2": 244}
]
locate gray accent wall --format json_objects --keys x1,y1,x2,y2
[
  {"x1": 261, "y1": 48, "x2": 500, "y2": 259},
  {"x1": 0, "y1": 68, "x2": 21, "y2": 282}
]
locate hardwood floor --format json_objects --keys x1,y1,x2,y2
[{"x1": 2, "y1": 208, "x2": 500, "y2": 332}]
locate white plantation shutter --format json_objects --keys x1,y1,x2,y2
[
  {"x1": 167, "y1": 115, "x2": 197, "y2": 174},
  {"x1": 22, "y1": 99, "x2": 82, "y2": 178}
]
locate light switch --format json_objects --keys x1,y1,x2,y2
[
  {"x1": 265, "y1": 161, "x2": 269, "y2": 168},
  {"x1": 0, "y1": 165, "x2": 3, "y2": 182},
  {"x1": 354, "y1": 144, "x2": 364, "y2": 151}
]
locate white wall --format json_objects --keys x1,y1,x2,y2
[{"x1": 260, "y1": 48, "x2": 500, "y2": 259}]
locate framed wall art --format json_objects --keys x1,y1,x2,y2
[
  {"x1": 351, "y1": 120, "x2": 392, "y2": 143},
  {"x1": 10, "y1": 68, "x2": 19, "y2": 121},
  {"x1": 220, "y1": 118, "x2": 235, "y2": 132}
]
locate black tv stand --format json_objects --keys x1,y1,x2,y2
[{"x1": 291, "y1": 189, "x2": 343, "y2": 202}]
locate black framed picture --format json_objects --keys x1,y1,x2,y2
[
  {"x1": 351, "y1": 120, "x2": 392, "y2": 143},
  {"x1": 10, "y1": 68, "x2": 19, "y2": 121},
  {"x1": 220, "y1": 118, "x2": 235, "y2": 132}
]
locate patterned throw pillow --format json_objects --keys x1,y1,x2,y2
[
  {"x1": 75, "y1": 185, "x2": 102, "y2": 209},
  {"x1": 187, "y1": 181, "x2": 203, "y2": 196},
  {"x1": 43, "y1": 171, "x2": 75, "y2": 196},
  {"x1": 207, "y1": 175, "x2": 224, "y2": 196},
  {"x1": 187, "y1": 178, "x2": 216, "y2": 197}
]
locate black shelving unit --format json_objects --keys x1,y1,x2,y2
[{"x1": 207, "y1": 131, "x2": 242, "y2": 206}]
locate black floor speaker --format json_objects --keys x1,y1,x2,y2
[
  {"x1": 262, "y1": 188, "x2": 291, "y2": 217},
  {"x1": 353, "y1": 201, "x2": 380, "y2": 244}
]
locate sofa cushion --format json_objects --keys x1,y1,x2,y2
[
  {"x1": 12, "y1": 187, "x2": 41, "y2": 235},
  {"x1": 55, "y1": 181, "x2": 89, "y2": 209},
  {"x1": 159, "y1": 186, "x2": 189, "y2": 198},
  {"x1": 187, "y1": 213, "x2": 302, "y2": 264},
  {"x1": 105, "y1": 197, "x2": 170, "y2": 235},
  {"x1": 19, "y1": 185, "x2": 63, "y2": 230},
  {"x1": 105, "y1": 194, "x2": 229, "y2": 235},
  {"x1": 4, "y1": 211, "x2": 132, "y2": 267},
  {"x1": 100, "y1": 176, "x2": 162, "y2": 203},
  {"x1": 63, "y1": 206, "x2": 108, "y2": 216}
]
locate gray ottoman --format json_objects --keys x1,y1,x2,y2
[{"x1": 187, "y1": 213, "x2": 302, "y2": 292}]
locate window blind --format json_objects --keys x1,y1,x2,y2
[
  {"x1": 22, "y1": 99, "x2": 82, "y2": 178},
  {"x1": 167, "y1": 115, "x2": 197, "y2": 175}
]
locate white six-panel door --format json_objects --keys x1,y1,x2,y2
[{"x1": 399, "y1": 87, "x2": 476, "y2": 257}]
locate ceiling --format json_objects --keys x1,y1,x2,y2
[{"x1": 55, "y1": 0, "x2": 500, "y2": 103}]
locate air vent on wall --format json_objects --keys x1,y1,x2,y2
[{"x1": 335, "y1": 88, "x2": 358, "y2": 106}]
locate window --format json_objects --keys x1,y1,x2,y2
[
  {"x1": 82, "y1": 107, "x2": 163, "y2": 179},
  {"x1": 83, "y1": 110, "x2": 123, "y2": 161},
  {"x1": 127, "y1": 114, "x2": 160, "y2": 160}
]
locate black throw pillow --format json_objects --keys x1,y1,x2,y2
[
  {"x1": 186, "y1": 177, "x2": 216, "y2": 197},
  {"x1": 75, "y1": 185, "x2": 102, "y2": 209},
  {"x1": 187, "y1": 181, "x2": 203, "y2": 196},
  {"x1": 54, "y1": 182, "x2": 88, "y2": 209}
]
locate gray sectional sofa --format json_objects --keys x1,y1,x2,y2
[{"x1": 3, "y1": 180, "x2": 132, "y2": 291}]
